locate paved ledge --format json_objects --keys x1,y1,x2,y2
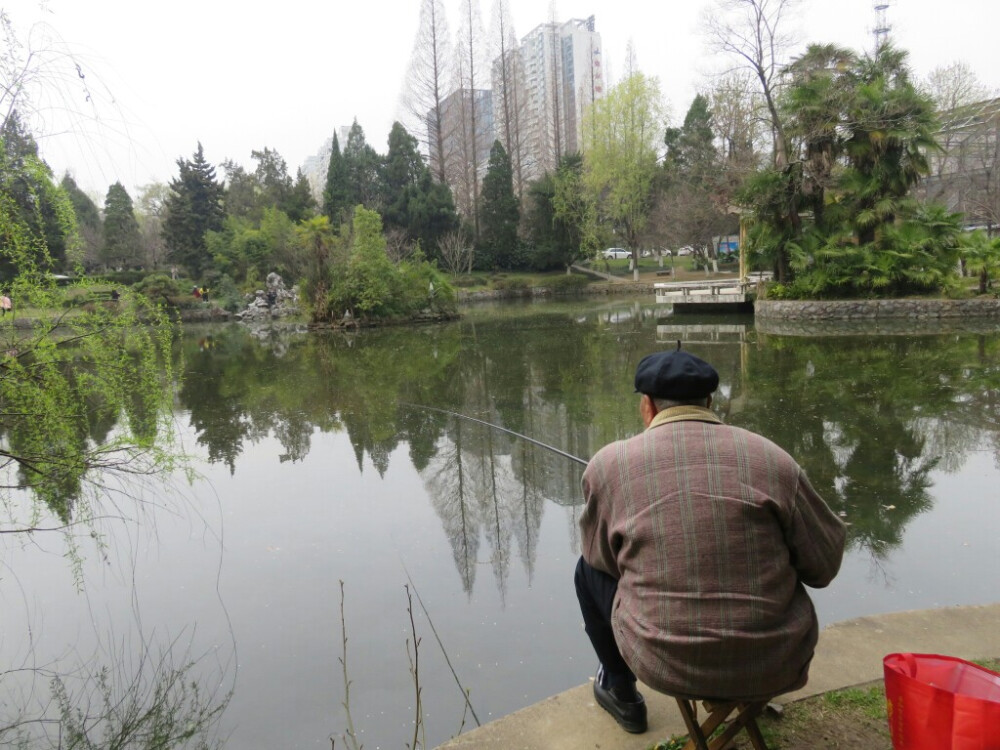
[
  {"x1": 756, "y1": 298, "x2": 1000, "y2": 320},
  {"x1": 436, "y1": 603, "x2": 1000, "y2": 750}
]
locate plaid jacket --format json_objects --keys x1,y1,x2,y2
[{"x1": 580, "y1": 406, "x2": 846, "y2": 701}]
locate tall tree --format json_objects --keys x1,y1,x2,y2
[
  {"x1": 382, "y1": 121, "x2": 459, "y2": 255},
  {"x1": 401, "y1": 0, "x2": 454, "y2": 184},
  {"x1": 478, "y1": 140, "x2": 519, "y2": 269},
  {"x1": 162, "y1": 143, "x2": 225, "y2": 278},
  {"x1": 135, "y1": 182, "x2": 170, "y2": 270},
  {"x1": 61, "y1": 173, "x2": 102, "y2": 267},
  {"x1": 528, "y1": 152, "x2": 589, "y2": 271},
  {"x1": 582, "y1": 72, "x2": 665, "y2": 281},
  {"x1": 455, "y1": 0, "x2": 487, "y2": 238},
  {"x1": 657, "y1": 94, "x2": 731, "y2": 258},
  {"x1": 286, "y1": 168, "x2": 316, "y2": 224},
  {"x1": 0, "y1": 111, "x2": 75, "y2": 276},
  {"x1": 489, "y1": 0, "x2": 528, "y2": 198},
  {"x1": 839, "y1": 45, "x2": 938, "y2": 246},
  {"x1": 343, "y1": 120, "x2": 383, "y2": 211},
  {"x1": 706, "y1": 0, "x2": 799, "y2": 279},
  {"x1": 322, "y1": 133, "x2": 351, "y2": 224},
  {"x1": 101, "y1": 181, "x2": 141, "y2": 268}
]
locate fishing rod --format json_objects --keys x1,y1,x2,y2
[{"x1": 399, "y1": 403, "x2": 589, "y2": 467}]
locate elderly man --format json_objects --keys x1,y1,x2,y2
[{"x1": 575, "y1": 349, "x2": 846, "y2": 733}]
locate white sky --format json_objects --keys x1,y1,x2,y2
[{"x1": 5, "y1": 0, "x2": 999, "y2": 200}]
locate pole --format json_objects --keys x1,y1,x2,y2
[{"x1": 399, "y1": 403, "x2": 589, "y2": 467}]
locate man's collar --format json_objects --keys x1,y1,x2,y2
[{"x1": 647, "y1": 405, "x2": 723, "y2": 430}]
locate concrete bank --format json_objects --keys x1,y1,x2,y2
[{"x1": 436, "y1": 603, "x2": 1000, "y2": 750}]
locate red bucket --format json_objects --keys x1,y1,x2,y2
[{"x1": 884, "y1": 653, "x2": 1000, "y2": 749}]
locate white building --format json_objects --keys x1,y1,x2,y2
[{"x1": 495, "y1": 16, "x2": 603, "y2": 183}]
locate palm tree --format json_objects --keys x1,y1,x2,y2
[
  {"x1": 839, "y1": 45, "x2": 939, "y2": 246},
  {"x1": 961, "y1": 230, "x2": 1000, "y2": 294}
]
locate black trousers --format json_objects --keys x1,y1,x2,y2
[{"x1": 574, "y1": 556, "x2": 636, "y2": 687}]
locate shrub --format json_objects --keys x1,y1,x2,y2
[
  {"x1": 492, "y1": 277, "x2": 529, "y2": 293},
  {"x1": 546, "y1": 274, "x2": 590, "y2": 294}
]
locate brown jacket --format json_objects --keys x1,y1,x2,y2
[{"x1": 580, "y1": 406, "x2": 846, "y2": 701}]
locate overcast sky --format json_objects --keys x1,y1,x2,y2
[{"x1": 5, "y1": 0, "x2": 999, "y2": 200}]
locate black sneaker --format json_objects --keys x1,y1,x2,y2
[{"x1": 593, "y1": 665, "x2": 647, "y2": 733}]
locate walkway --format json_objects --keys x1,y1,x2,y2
[{"x1": 436, "y1": 603, "x2": 1000, "y2": 749}]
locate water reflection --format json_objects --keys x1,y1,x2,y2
[{"x1": 177, "y1": 310, "x2": 1000, "y2": 578}]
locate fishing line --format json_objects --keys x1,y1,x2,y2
[
  {"x1": 399, "y1": 559, "x2": 482, "y2": 728},
  {"x1": 399, "y1": 402, "x2": 588, "y2": 467}
]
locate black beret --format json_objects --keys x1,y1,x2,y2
[{"x1": 633, "y1": 350, "x2": 719, "y2": 400}]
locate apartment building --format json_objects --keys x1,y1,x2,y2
[{"x1": 502, "y1": 16, "x2": 604, "y2": 182}]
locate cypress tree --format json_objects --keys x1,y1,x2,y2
[
  {"x1": 102, "y1": 182, "x2": 141, "y2": 268},
  {"x1": 478, "y1": 140, "x2": 519, "y2": 269},
  {"x1": 162, "y1": 143, "x2": 225, "y2": 278},
  {"x1": 323, "y1": 133, "x2": 351, "y2": 224}
]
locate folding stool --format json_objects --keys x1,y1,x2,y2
[{"x1": 673, "y1": 696, "x2": 771, "y2": 750}]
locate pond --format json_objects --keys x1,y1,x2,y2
[{"x1": 3, "y1": 296, "x2": 1000, "y2": 749}]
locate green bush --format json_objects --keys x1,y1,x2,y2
[
  {"x1": 492, "y1": 277, "x2": 530, "y2": 293},
  {"x1": 546, "y1": 274, "x2": 590, "y2": 294}
]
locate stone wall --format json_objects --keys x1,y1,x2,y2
[{"x1": 755, "y1": 298, "x2": 1000, "y2": 321}]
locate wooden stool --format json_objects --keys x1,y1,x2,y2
[{"x1": 674, "y1": 697, "x2": 770, "y2": 750}]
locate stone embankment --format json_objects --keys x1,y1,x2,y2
[{"x1": 756, "y1": 298, "x2": 1000, "y2": 320}]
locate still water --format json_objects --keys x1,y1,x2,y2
[{"x1": 4, "y1": 297, "x2": 1000, "y2": 749}]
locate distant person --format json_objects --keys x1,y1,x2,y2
[
  {"x1": 192, "y1": 286, "x2": 201, "y2": 299},
  {"x1": 0, "y1": 293, "x2": 10, "y2": 317},
  {"x1": 575, "y1": 348, "x2": 846, "y2": 734},
  {"x1": 110, "y1": 288, "x2": 120, "y2": 302}
]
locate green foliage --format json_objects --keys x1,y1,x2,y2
[
  {"x1": 162, "y1": 143, "x2": 225, "y2": 278},
  {"x1": 581, "y1": 72, "x2": 664, "y2": 261},
  {"x1": 101, "y1": 182, "x2": 141, "y2": 269},
  {"x1": 44, "y1": 653, "x2": 228, "y2": 750},
  {"x1": 211, "y1": 273, "x2": 244, "y2": 313},
  {"x1": 740, "y1": 42, "x2": 959, "y2": 297},
  {"x1": 491, "y1": 276, "x2": 530, "y2": 293},
  {"x1": 478, "y1": 140, "x2": 520, "y2": 270},
  {"x1": 323, "y1": 206, "x2": 456, "y2": 322},
  {"x1": 132, "y1": 273, "x2": 198, "y2": 309},
  {"x1": 960, "y1": 230, "x2": 1000, "y2": 294},
  {"x1": 323, "y1": 133, "x2": 351, "y2": 224},
  {"x1": 1, "y1": 113, "x2": 79, "y2": 280},
  {"x1": 545, "y1": 273, "x2": 590, "y2": 294}
]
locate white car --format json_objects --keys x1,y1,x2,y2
[
  {"x1": 602, "y1": 247, "x2": 630, "y2": 259},
  {"x1": 676, "y1": 246, "x2": 693, "y2": 256}
]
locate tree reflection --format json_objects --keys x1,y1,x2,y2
[{"x1": 173, "y1": 311, "x2": 1000, "y2": 582}]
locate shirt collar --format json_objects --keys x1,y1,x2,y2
[{"x1": 647, "y1": 405, "x2": 723, "y2": 430}]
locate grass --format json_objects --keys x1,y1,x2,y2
[{"x1": 646, "y1": 658, "x2": 1000, "y2": 750}]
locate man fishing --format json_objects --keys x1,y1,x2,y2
[{"x1": 574, "y1": 348, "x2": 846, "y2": 734}]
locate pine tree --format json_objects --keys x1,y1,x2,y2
[
  {"x1": 381, "y1": 121, "x2": 458, "y2": 254},
  {"x1": 478, "y1": 140, "x2": 519, "y2": 269},
  {"x1": 162, "y1": 143, "x2": 225, "y2": 278},
  {"x1": 323, "y1": 133, "x2": 351, "y2": 224},
  {"x1": 343, "y1": 121, "x2": 383, "y2": 210},
  {"x1": 61, "y1": 173, "x2": 102, "y2": 267},
  {"x1": 101, "y1": 182, "x2": 141, "y2": 269}
]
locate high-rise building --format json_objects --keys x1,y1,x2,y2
[
  {"x1": 427, "y1": 87, "x2": 495, "y2": 219},
  {"x1": 496, "y1": 16, "x2": 603, "y2": 183}
]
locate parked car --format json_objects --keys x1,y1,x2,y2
[
  {"x1": 676, "y1": 246, "x2": 693, "y2": 256},
  {"x1": 601, "y1": 247, "x2": 630, "y2": 259}
]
